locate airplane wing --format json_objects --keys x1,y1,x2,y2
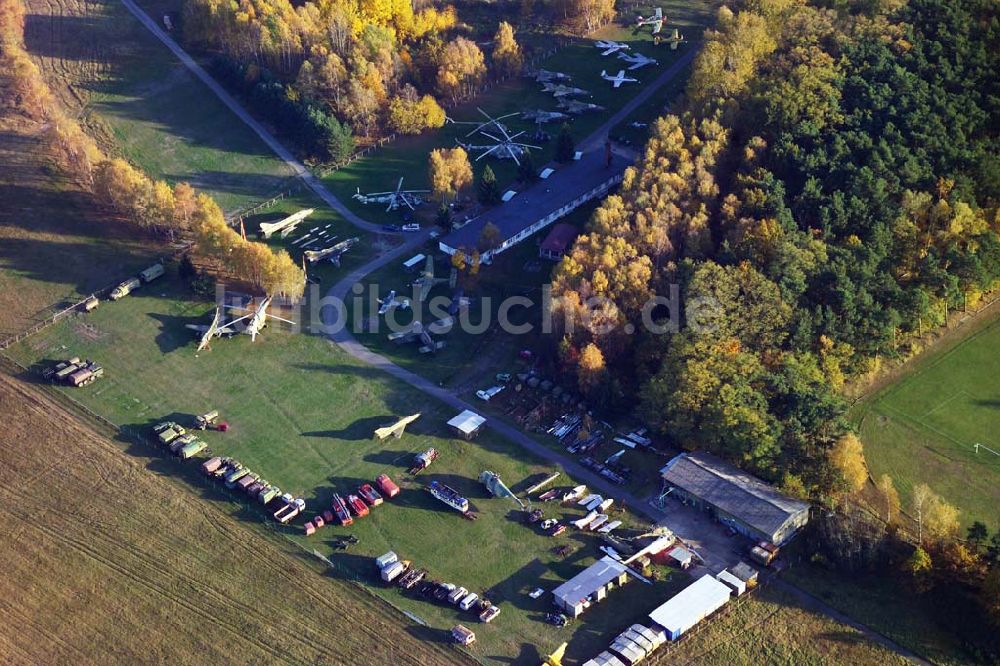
[
  {"x1": 654, "y1": 7, "x2": 662, "y2": 19},
  {"x1": 613, "y1": 79, "x2": 623, "y2": 88},
  {"x1": 652, "y1": 21, "x2": 662, "y2": 34}
]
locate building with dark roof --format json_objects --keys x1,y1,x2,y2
[
  {"x1": 659, "y1": 452, "x2": 810, "y2": 546},
  {"x1": 539, "y1": 223, "x2": 579, "y2": 260},
  {"x1": 439, "y1": 148, "x2": 625, "y2": 261}
]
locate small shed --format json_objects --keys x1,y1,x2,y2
[
  {"x1": 730, "y1": 561, "x2": 759, "y2": 587},
  {"x1": 539, "y1": 223, "x2": 580, "y2": 260},
  {"x1": 716, "y1": 569, "x2": 746, "y2": 596},
  {"x1": 447, "y1": 410, "x2": 486, "y2": 440},
  {"x1": 665, "y1": 545, "x2": 693, "y2": 569},
  {"x1": 648, "y1": 574, "x2": 731, "y2": 641}
]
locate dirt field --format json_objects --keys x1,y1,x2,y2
[{"x1": 0, "y1": 371, "x2": 473, "y2": 665}]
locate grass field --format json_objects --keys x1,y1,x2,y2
[
  {"x1": 24, "y1": 0, "x2": 296, "y2": 211},
  {"x1": 0, "y1": 371, "x2": 471, "y2": 665},
  {"x1": 649, "y1": 585, "x2": 909, "y2": 665},
  {"x1": 0, "y1": 115, "x2": 164, "y2": 338},
  {"x1": 851, "y1": 317, "x2": 1000, "y2": 531},
  {"x1": 5, "y1": 274, "x2": 696, "y2": 664}
]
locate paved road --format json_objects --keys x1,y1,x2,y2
[
  {"x1": 119, "y1": 0, "x2": 382, "y2": 234},
  {"x1": 122, "y1": 13, "x2": 927, "y2": 663}
]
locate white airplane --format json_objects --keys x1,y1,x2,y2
[
  {"x1": 595, "y1": 40, "x2": 630, "y2": 56},
  {"x1": 259, "y1": 209, "x2": 315, "y2": 239},
  {"x1": 636, "y1": 7, "x2": 666, "y2": 34},
  {"x1": 188, "y1": 297, "x2": 295, "y2": 349},
  {"x1": 601, "y1": 69, "x2": 639, "y2": 88},
  {"x1": 378, "y1": 290, "x2": 411, "y2": 315},
  {"x1": 618, "y1": 51, "x2": 658, "y2": 70},
  {"x1": 353, "y1": 177, "x2": 429, "y2": 212}
]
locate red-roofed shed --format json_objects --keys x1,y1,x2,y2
[{"x1": 539, "y1": 223, "x2": 579, "y2": 260}]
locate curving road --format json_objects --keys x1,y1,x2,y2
[
  {"x1": 123, "y1": 9, "x2": 928, "y2": 662},
  {"x1": 119, "y1": 0, "x2": 382, "y2": 234}
]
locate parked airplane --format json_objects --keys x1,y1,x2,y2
[
  {"x1": 521, "y1": 109, "x2": 570, "y2": 123},
  {"x1": 636, "y1": 7, "x2": 666, "y2": 34},
  {"x1": 662, "y1": 27, "x2": 686, "y2": 49},
  {"x1": 304, "y1": 237, "x2": 359, "y2": 266},
  {"x1": 532, "y1": 69, "x2": 572, "y2": 83},
  {"x1": 617, "y1": 51, "x2": 658, "y2": 70},
  {"x1": 541, "y1": 82, "x2": 590, "y2": 98},
  {"x1": 601, "y1": 69, "x2": 639, "y2": 88},
  {"x1": 387, "y1": 317, "x2": 454, "y2": 354},
  {"x1": 378, "y1": 290, "x2": 411, "y2": 315},
  {"x1": 595, "y1": 40, "x2": 630, "y2": 56},
  {"x1": 410, "y1": 255, "x2": 450, "y2": 302},
  {"x1": 353, "y1": 177, "x2": 429, "y2": 211},
  {"x1": 187, "y1": 296, "x2": 295, "y2": 349},
  {"x1": 259, "y1": 208, "x2": 315, "y2": 239},
  {"x1": 556, "y1": 99, "x2": 605, "y2": 114}
]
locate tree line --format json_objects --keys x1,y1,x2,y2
[
  {"x1": 0, "y1": 0, "x2": 303, "y2": 298},
  {"x1": 180, "y1": 0, "x2": 542, "y2": 157},
  {"x1": 551, "y1": 0, "x2": 999, "y2": 646}
]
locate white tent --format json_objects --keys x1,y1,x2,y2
[{"x1": 648, "y1": 574, "x2": 731, "y2": 640}]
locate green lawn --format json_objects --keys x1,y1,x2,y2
[
  {"x1": 6, "y1": 274, "x2": 689, "y2": 664},
  {"x1": 41, "y1": 0, "x2": 297, "y2": 211},
  {"x1": 851, "y1": 318, "x2": 1000, "y2": 531}
]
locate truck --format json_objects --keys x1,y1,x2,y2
[
  {"x1": 381, "y1": 560, "x2": 408, "y2": 583},
  {"x1": 749, "y1": 541, "x2": 779, "y2": 566},
  {"x1": 155, "y1": 422, "x2": 186, "y2": 446},
  {"x1": 42, "y1": 357, "x2": 80, "y2": 381},
  {"x1": 66, "y1": 362, "x2": 103, "y2": 387},
  {"x1": 409, "y1": 448, "x2": 439, "y2": 474},
  {"x1": 194, "y1": 410, "x2": 219, "y2": 430},
  {"x1": 139, "y1": 263, "x2": 165, "y2": 283},
  {"x1": 169, "y1": 433, "x2": 197, "y2": 454},
  {"x1": 375, "y1": 474, "x2": 400, "y2": 498},
  {"x1": 179, "y1": 439, "x2": 207, "y2": 459},
  {"x1": 273, "y1": 496, "x2": 305, "y2": 524},
  {"x1": 110, "y1": 278, "x2": 141, "y2": 301}
]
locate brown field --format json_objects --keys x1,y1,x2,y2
[
  {"x1": 0, "y1": 371, "x2": 473, "y2": 665},
  {"x1": 650, "y1": 585, "x2": 908, "y2": 666}
]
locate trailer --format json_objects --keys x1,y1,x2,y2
[
  {"x1": 66, "y1": 363, "x2": 103, "y2": 387},
  {"x1": 381, "y1": 560, "x2": 407, "y2": 583},
  {"x1": 359, "y1": 483, "x2": 383, "y2": 506},
  {"x1": 202, "y1": 457, "x2": 224, "y2": 475},
  {"x1": 273, "y1": 497, "x2": 305, "y2": 524},
  {"x1": 139, "y1": 263, "x2": 165, "y2": 283},
  {"x1": 110, "y1": 278, "x2": 141, "y2": 300},
  {"x1": 332, "y1": 494, "x2": 353, "y2": 526}
]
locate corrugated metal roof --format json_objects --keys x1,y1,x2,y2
[
  {"x1": 648, "y1": 574, "x2": 731, "y2": 636},
  {"x1": 552, "y1": 556, "x2": 628, "y2": 607},
  {"x1": 660, "y1": 452, "x2": 809, "y2": 539}
]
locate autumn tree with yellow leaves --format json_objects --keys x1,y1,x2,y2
[{"x1": 428, "y1": 147, "x2": 473, "y2": 200}]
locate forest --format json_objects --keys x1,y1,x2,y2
[
  {"x1": 182, "y1": 0, "x2": 613, "y2": 158},
  {"x1": 553, "y1": 0, "x2": 1000, "y2": 497}
]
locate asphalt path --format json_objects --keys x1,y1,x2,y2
[{"x1": 121, "y1": 10, "x2": 929, "y2": 662}]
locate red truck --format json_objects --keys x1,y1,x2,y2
[
  {"x1": 332, "y1": 494, "x2": 353, "y2": 526},
  {"x1": 376, "y1": 474, "x2": 401, "y2": 498},
  {"x1": 347, "y1": 494, "x2": 369, "y2": 517}
]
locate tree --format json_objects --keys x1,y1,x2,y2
[
  {"x1": 436, "y1": 202, "x2": 451, "y2": 229},
  {"x1": 829, "y1": 433, "x2": 867, "y2": 495},
  {"x1": 555, "y1": 123, "x2": 575, "y2": 163},
  {"x1": 912, "y1": 483, "x2": 934, "y2": 544},
  {"x1": 967, "y1": 521, "x2": 989, "y2": 552},
  {"x1": 876, "y1": 474, "x2": 900, "y2": 524},
  {"x1": 577, "y1": 342, "x2": 607, "y2": 396},
  {"x1": 388, "y1": 91, "x2": 446, "y2": 135},
  {"x1": 436, "y1": 37, "x2": 486, "y2": 102},
  {"x1": 517, "y1": 149, "x2": 537, "y2": 183},
  {"x1": 491, "y1": 22, "x2": 522, "y2": 78},
  {"x1": 477, "y1": 165, "x2": 501, "y2": 205},
  {"x1": 925, "y1": 495, "x2": 960, "y2": 542},
  {"x1": 903, "y1": 546, "x2": 933, "y2": 593},
  {"x1": 477, "y1": 221, "x2": 501, "y2": 253},
  {"x1": 428, "y1": 147, "x2": 473, "y2": 200}
]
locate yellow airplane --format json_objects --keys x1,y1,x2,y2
[{"x1": 541, "y1": 642, "x2": 567, "y2": 666}]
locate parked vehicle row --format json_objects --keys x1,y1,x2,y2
[
  {"x1": 304, "y1": 474, "x2": 401, "y2": 534},
  {"x1": 375, "y1": 551, "x2": 502, "y2": 623}
]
